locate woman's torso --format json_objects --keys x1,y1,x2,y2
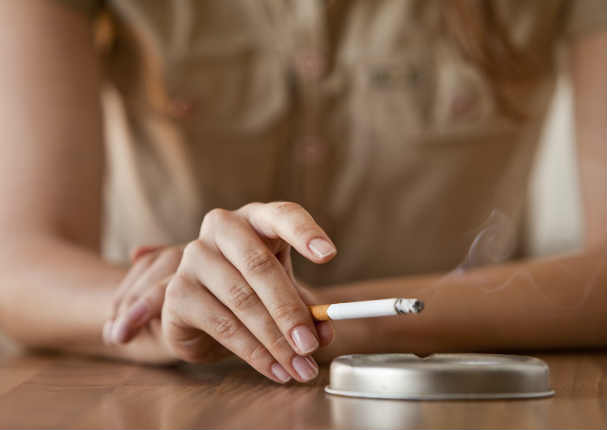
[{"x1": 87, "y1": 0, "x2": 592, "y2": 285}]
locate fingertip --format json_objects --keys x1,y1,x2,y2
[
  {"x1": 111, "y1": 319, "x2": 130, "y2": 344},
  {"x1": 129, "y1": 246, "x2": 146, "y2": 263},
  {"x1": 130, "y1": 245, "x2": 163, "y2": 263},
  {"x1": 290, "y1": 325, "x2": 320, "y2": 355},
  {"x1": 112, "y1": 299, "x2": 152, "y2": 344},
  {"x1": 316, "y1": 321, "x2": 334, "y2": 347},
  {"x1": 270, "y1": 363, "x2": 292, "y2": 384}
]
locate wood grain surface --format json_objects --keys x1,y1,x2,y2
[{"x1": 0, "y1": 344, "x2": 604, "y2": 429}]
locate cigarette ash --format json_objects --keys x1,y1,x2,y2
[{"x1": 395, "y1": 298, "x2": 424, "y2": 314}]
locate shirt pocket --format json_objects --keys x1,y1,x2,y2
[
  {"x1": 349, "y1": 54, "x2": 435, "y2": 140},
  {"x1": 348, "y1": 47, "x2": 499, "y2": 151},
  {"x1": 162, "y1": 5, "x2": 290, "y2": 136},
  {"x1": 338, "y1": 45, "x2": 519, "y2": 203},
  {"x1": 171, "y1": 47, "x2": 289, "y2": 135}
]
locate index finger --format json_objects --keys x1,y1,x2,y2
[
  {"x1": 238, "y1": 202, "x2": 337, "y2": 263},
  {"x1": 201, "y1": 213, "x2": 321, "y2": 356}
]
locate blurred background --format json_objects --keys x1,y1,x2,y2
[{"x1": 528, "y1": 54, "x2": 582, "y2": 257}]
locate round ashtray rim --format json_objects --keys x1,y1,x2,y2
[
  {"x1": 324, "y1": 386, "x2": 555, "y2": 400},
  {"x1": 327, "y1": 353, "x2": 554, "y2": 400},
  {"x1": 333, "y1": 353, "x2": 548, "y2": 367}
]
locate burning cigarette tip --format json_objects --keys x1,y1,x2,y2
[{"x1": 395, "y1": 298, "x2": 424, "y2": 314}]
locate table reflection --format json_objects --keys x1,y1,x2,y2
[{"x1": 328, "y1": 393, "x2": 423, "y2": 428}]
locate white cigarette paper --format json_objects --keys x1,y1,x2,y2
[{"x1": 310, "y1": 298, "x2": 424, "y2": 321}]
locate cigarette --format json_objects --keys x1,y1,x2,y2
[{"x1": 309, "y1": 298, "x2": 424, "y2": 321}]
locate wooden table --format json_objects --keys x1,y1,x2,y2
[{"x1": 0, "y1": 346, "x2": 604, "y2": 429}]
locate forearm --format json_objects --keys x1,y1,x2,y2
[
  {"x1": 0, "y1": 233, "x2": 125, "y2": 355},
  {"x1": 316, "y1": 248, "x2": 605, "y2": 360},
  {"x1": 0, "y1": 1, "x2": 118, "y2": 355}
]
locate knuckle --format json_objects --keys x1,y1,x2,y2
[
  {"x1": 202, "y1": 208, "x2": 232, "y2": 229},
  {"x1": 165, "y1": 273, "x2": 196, "y2": 304},
  {"x1": 292, "y1": 222, "x2": 317, "y2": 239},
  {"x1": 209, "y1": 315, "x2": 239, "y2": 339},
  {"x1": 273, "y1": 302, "x2": 306, "y2": 326},
  {"x1": 243, "y1": 249, "x2": 275, "y2": 275},
  {"x1": 267, "y1": 333, "x2": 290, "y2": 354},
  {"x1": 271, "y1": 201, "x2": 303, "y2": 216},
  {"x1": 182, "y1": 240, "x2": 205, "y2": 264},
  {"x1": 227, "y1": 282, "x2": 258, "y2": 311},
  {"x1": 238, "y1": 202, "x2": 262, "y2": 214},
  {"x1": 246, "y1": 343, "x2": 271, "y2": 365},
  {"x1": 159, "y1": 246, "x2": 183, "y2": 266},
  {"x1": 174, "y1": 341, "x2": 217, "y2": 364}
]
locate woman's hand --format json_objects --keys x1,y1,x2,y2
[
  {"x1": 102, "y1": 245, "x2": 182, "y2": 364},
  {"x1": 105, "y1": 202, "x2": 336, "y2": 383}
]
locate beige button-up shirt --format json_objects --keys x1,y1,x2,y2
[{"x1": 59, "y1": 0, "x2": 603, "y2": 286}]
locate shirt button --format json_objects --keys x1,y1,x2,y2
[
  {"x1": 296, "y1": 136, "x2": 327, "y2": 165},
  {"x1": 369, "y1": 68, "x2": 392, "y2": 88},
  {"x1": 166, "y1": 98, "x2": 196, "y2": 118},
  {"x1": 295, "y1": 51, "x2": 326, "y2": 81},
  {"x1": 450, "y1": 90, "x2": 479, "y2": 119}
]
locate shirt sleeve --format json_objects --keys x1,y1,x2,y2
[
  {"x1": 564, "y1": 0, "x2": 605, "y2": 39},
  {"x1": 52, "y1": 0, "x2": 104, "y2": 19}
]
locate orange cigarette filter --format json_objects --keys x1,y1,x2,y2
[{"x1": 309, "y1": 304, "x2": 331, "y2": 321}]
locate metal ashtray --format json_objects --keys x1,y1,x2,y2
[{"x1": 325, "y1": 353, "x2": 555, "y2": 400}]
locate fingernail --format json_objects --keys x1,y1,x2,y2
[
  {"x1": 113, "y1": 300, "x2": 151, "y2": 343},
  {"x1": 291, "y1": 325, "x2": 319, "y2": 354},
  {"x1": 292, "y1": 355, "x2": 319, "y2": 381},
  {"x1": 111, "y1": 319, "x2": 129, "y2": 344},
  {"x1": 271, "y1": 363, "x2": 291, "y2": 383},
  {"x1": 308, "y1": 238, "x2": 336, "y2": 259}
]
